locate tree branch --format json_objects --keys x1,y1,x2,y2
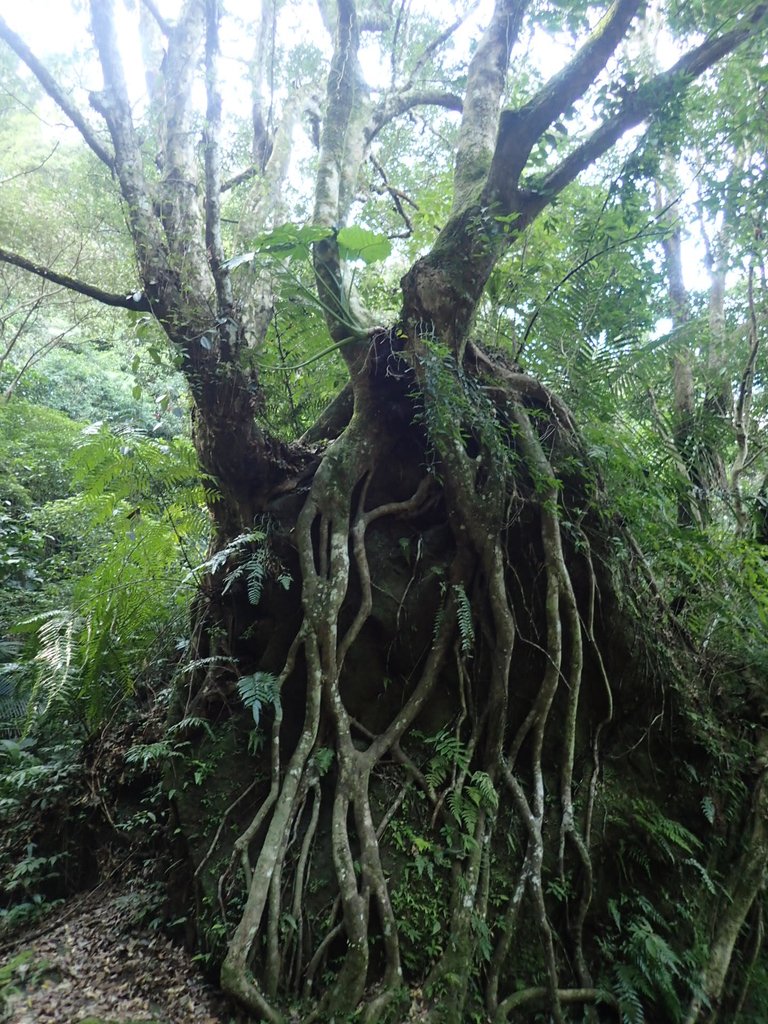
[
  {"x1": 0, "y1": 141, "x2": 59, "y2": 186},
  {"x1": 221, "y1": 164, "x2": 261, "y2": 192},
  {"x1": 160, "y1": 0, "x2": 207, "y2": 243},
  {"x1": 399, "y1": 3, "x2": 480, "y2": 93},
  {"x1": 366, "y1": 90, "x2": 462, "y2": 142},
  {"x1": 522, "y1": 0, "x2": 641, "y2": 140},
  {"x1": 140, "y1": 0, "x2": 171, "y2": 36},
  {"x1": 525, "y1": 3, "x2": 768, "y2": 210},
  {"x1": 0, "y1": 15, "x2": 115, "y2": 171},
  {"x1": 370, "y1": 153, "x2": 417, "y2": 237},
  {"x1": 90, "y1": 0, "x2": 168, "y2": 281},
  {"x1": 0, "y1": 246, "x2": 150, "y2": 311},
  {"x1": 452, "y1": 0, "x2": 528, "y2": 212},
  {"x1": 222, "y1": 86, "x2": 314, "y2": 194},
  {"x1": 250, "y1": 0, "x2": 276, "y2": 173},
  {"x1": 0, "y1": 293, "x2": 45, "y2": 376},
  {"x1": 204, "y1": 0, "x2": 231, "y2": 307},
  {"x1": 312, "y1": 0, "x2": 369, "y2": 351}
]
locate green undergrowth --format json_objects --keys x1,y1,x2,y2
[{"x1": 0, "y1": 950, "x2": 54, "y2": 1014}]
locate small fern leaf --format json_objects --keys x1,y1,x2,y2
[
  {"x1": 245, "y1": 551, "x2": 267, "y2": 606},
  {"x1": 453, "y1": 584, "x2": 475, "y2": 655},
  {"x1": 238, "y1": 671, "x2": 281, "y2": 726},
  {"x1": 470, "y1": 770, "x2": 499, "y2": 811},
  {"x1": 614, "y1": 963, "x2": 644, "y2": 1024},
  {"x1": 701, "y1": 795, "x2": 715, "y2": 825}
]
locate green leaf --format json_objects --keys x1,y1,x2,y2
[
  {"x1": 224, "y1": 225, "x2": 334, "y2": 269},
  {"x1": 237, "y1": 671, "x2": 281, "y2": 726},
  {"x1": 221, "y1": 251, "x2": 256, "y2": 271},
  {"x1": 337, "y1": 226, "x2": 392, "y2": 264},
  {"x1": 701, "y1": 795, "x2": 715, "y2": 825},
  {"x1": 453, "y1": 584, "x2": 474, "y2": 655}
]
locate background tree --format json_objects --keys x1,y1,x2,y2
[{"x1": 1, "y1": 1, "x2": 768, "y2": 1022}]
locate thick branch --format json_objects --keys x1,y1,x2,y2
[
  {"x1": 0, "y1": 246, "x2": 149, "y2": 312},
  {"x1": 452, "y1": 0, "x2": 527, "y2": 211},
  {"x1": 527, "y1": 5, "x2": 768, "y2": 208},
  {"x1": 496, "y1": 986, "x2": 619, "y2": 1020},
  {"x1": 159, "y1": 0, "x2": 209, "y2": 288},
  {"x1": 140, "y1": 0, "x2": 171, "y2": 36},
  {"x1": 204, "y1": 0, "x2": 231, "y2": 307},
  {"x1": 251, "y1": 0, "x2": 276, "y2": 170},
  {"x1": 506, "y1": 0, "x2": 642, "y2": 170},
  {"x1": 221, "y1": 164, "x2": 261, "y2": 192},
  {"x1": 90, "y1": 0, "x2": 168, "y2": 280},
  {"x1": 313, "y1": 0, "x2": 364, "y2": 227},
  {"x1": 222, "y1": 86, "x2": 309, "y2": 195},
  {"x1": 312, "y1": 0, "x2": 369, "y2": 351},
  {"x1": 0, "y1": 15, "x2": 114, "y2": 170},
  {"x1": 405, "y1": 2, "x2": 767, "y2": 357},
  {"x1": 164, "y1": 0, "x2": 206, "y2": 179}
]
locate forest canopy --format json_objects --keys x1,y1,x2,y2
[{"x1": 1, "y1": 1, "x2": 767, "y2": 1022}]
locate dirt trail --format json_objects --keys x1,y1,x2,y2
[{"x1": 0, "y1": 886, "x2": 228, "y2": 1024}]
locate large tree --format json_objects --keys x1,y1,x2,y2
[{"x1": 2, "y1": 1, "x2": 768, "y2": 1021}]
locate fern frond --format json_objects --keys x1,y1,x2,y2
[
  {"x1": 167, "y1": 716, "x2": 215, "y2": 738},
  {"x1": 453, "y1": 584, "x2": 474, "y2": 656},
  {"x1": 469, "y1": 770, "x2": 499, "y2": 811},
  {"x1": 237, "y1": 671, "x2": 281, "y2": 726},
  {"x1": 630, "y1": 798, "x2": 701, "y2": 860},
  {"x1": 125, "y1": 741, "x2": 184, "y2": 770},
  {"x1": 244, "y1": 551, "x2": 267, "y2": 606},
  {"x1": 613, "y1": 963, "x2": 645, "y2": 1024},
  {"x1": 30, "y1": 610, "x2": 81, "y2": 715},
  {"x1": 446, "y1": 789, "x2": 477, "y2": 832},
  {"x1": 0, "y1": 676, "x2": 28, "y2": 737},
  {"x1": 180, "y1": 655, "x2": 237, "y2": 674},
  {"x1": 683, "y1": 857, "x2": 717, "y2": 894}
]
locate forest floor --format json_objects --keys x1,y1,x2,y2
[{"x1": 0, "y1": 884, "x2": 231, "y2": 1024}]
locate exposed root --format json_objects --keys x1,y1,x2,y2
[
  {"x1": 209, "y1": 366, "x2": 660, "y2": 1022},
  {"x1": 494, "y1": 985, "x2": 620, "y2": 1021}
]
